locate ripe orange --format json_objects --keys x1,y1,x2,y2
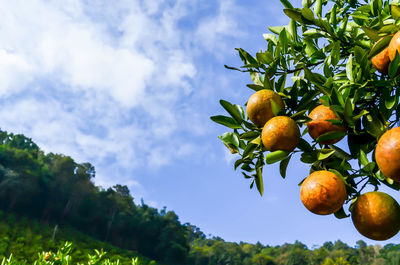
[
  {"x1": 300, "y1": 170, "x2": 347, "y2": 215},
  {"x1": 351, "y1": 191, "x2": 400, "y2": 240},
  {"x1": 371, "y1": 40, "x2": 390, "y2": 74},
  {"x1": 261, "y1": 116, "x2": 300, "y2": 152},
  {"x1": 246, "y1": 90, "x2": 284, "y2": 128},
  {"x1": 388, "y1": 30, "x2": 400, "y2": 61},
  {"x1": 307, "y1": 105, "x2": 346, "y2": 145},
  {"x1": 375, "y1": 127, "x2": 400, "y2": 181}
]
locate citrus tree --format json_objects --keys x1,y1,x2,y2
[{"x1": 211, "y1": 0, "x2": 400, "y2": 240}]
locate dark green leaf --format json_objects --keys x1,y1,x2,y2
[
  {"x1": 298, "y1": 138, "x2": 313, "y2": 151},
  {"x1": 344, "y1": 97, "x2": 354, "y2": 126},
  {"x1": 280, "y1": 0, "x2": 294, "y2": 9},
  {"x1": 279, "y1": 155, "x2": 292, "y2": 179},
  {"x1": 241, "y1": 131, "x2": 260, "y2": 141},
  {"x1": 330, "y1": 42, "x2": 340, "y2": 66},
  {"x1": 242, "y1": 143, "x2": 258, "y2": 158},
  {"x1": 362, "y1": 113, "x2": 385, "y2": 138},
  {"x1": 368, "y1": 35, "x2": 392, "y2": 59},
  {"x1": 389, "y1": 51, "x2": 400, "y2": 78},
  {"x1": 255, "y1": 167, "x2": 264, "y2": 196},
  {"x1": 300, "y1": 151, "x2": 317, "y2": 163},
  {"x1": 234, "y1": 159, "x2": 244, "y2": 170},
  {"x1": 247, "y1": 84, "x2": 264, "y2": 91},
  {"x1": 210, "y1": 115, "x2": 242, "y2": 129},
  {"x1": 334, "y1": 207, "x2": 350, "y2": 219},
  {"x1": 265, "y1": 150, "x2": 290, "y2": 164},
  {"x1": 316, "y1": 131, "x2": 346, "y2": 143}
]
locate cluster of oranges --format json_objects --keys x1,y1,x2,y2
[{"x1": 246, "y1": 87, "x2": 400, "y2": 240}]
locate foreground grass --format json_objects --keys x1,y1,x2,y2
[{"x1": 0, "y1": 211, "x2": 158, "y2": 264}]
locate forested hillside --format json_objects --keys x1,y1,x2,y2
[
  {"x1": 0, "y1": 130, "x2": 187, "y2": 264},
  {"x1": 1, "y1": 129, "x2": 400, "y2": 265}
]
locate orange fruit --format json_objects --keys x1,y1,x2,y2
[
  {"x1": 388, "y1": 30, "x2": 400, "y2": 61},
  {"x1": 300, "y1": 170, "x2": 347, "y2": 215},
  {"x1": 246, "y1": 90, "x2": 284, "y2": 128},
  {"x1": 375, "y1": 127, "x2": 400, "y2": 182},
  {"x1": 351, "y1": 191, "x2": 400, "y2": 240},
  {"x1": 261, "y1": 116, "x2": 300, "y2": 152},
  {"x1": 307, "y1": 105, "x2": 346, "y2": 145},
  {"x1": 371, "y1": 40, "x2": 390, "y2": 75}
]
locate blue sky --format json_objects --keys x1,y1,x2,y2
[{"x1": 0, "y1": 0, "x2": 399, "y2": 247}]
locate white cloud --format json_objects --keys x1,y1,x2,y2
[{"x1": 0, "y1": 0, "x2": 244, "y2": 195}]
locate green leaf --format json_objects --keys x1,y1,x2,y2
[
  {"x1": 346, "y1": 55, "x2": 354, "y2": 82},
  {"x1": 317, "y1": 149, "x2": 336, "y2": 160},
  {"x1": 304, "y1": 38, "x2": 318, "y2": 57},
  {"x1": 301, "y1": 7, "x2": 314, "y2": 21},
  {"x1": 250, "y1": 72, "x2": 263, "y2": 86},
  {"x1": 362, "y1": 162, "x2": 376, "y2": 173},
  {"x1": 338, "y1": 15, "x2": 348, "y2": 38},
  {"x1": 330, "y1": 42, "x2": 340, "y2": 66},
  {"x1": 279, "y1": 28, "x2": 289, "y2": 54},
  {"x1": 251, "y1": 137, "x2": 262, "y2": 145},
  {"x1": 234, "y1": 104, "x2": 246, "y2": 120},
  {"x1": 220, "y1": 100, "x2": 243, "y2": 123},
  {"x1": 300, "y1": 151, "x2": 317, "y2": 163},
  {"x1": 242, "y1": 143, "x2": 258, "y2": 158},
  {"x1": 314, "y1": 0, "x2": 322, "y2": 16},
  {"x1": 271, "y1": 99, "x2": 283, "y2": 116},
  {"x1": 316, "y1": 131, "x2": 346, "y2": 143},
  {"x1": 279, "y1": 155, "x2": 292, "y2": 179},
  {"x1": 391, "y1": 5, "x2": 400, "y2": 20},
  {"x1": 234, "y1": 159, "x2": 244, "y2": 170},
  {"x1": 263, "y1": 33, "x2": 278, "y2": 45},
  {"x1": 280, "y1": 0, "x2": 294, "y2": 9},
  {"x1": 389, "y1": 51, "x2": 400, "y2": 78},
  {"x1": 218, "y1": 132, "x2": 240, "y2": 148},
  {"x1": 247, "y1": 84, "x2": 264, "y2": 91},
  {"x1": 368, "y1": 35, "x2": 392, "y2": 59},
  {"x1": 297, "y1": 138, "x2": 313, "y2": 151},
  {"x1": 210, "y1": 115, "x2": 242, "y2": 129},
  {"x1": 283, "y1": 9, "x2": 304, "y2": 23},
  {"x1": 236, "y1": 48, "x2": 258, "y2": 65},
  {"x1": 361, "y1": 26, "x2": 380, "y2": 42},
  {"x1": 265, "y1": 150, "x2": 290, "y2": 164},
  {"x1": 255, "y1": 167, "x2": 264, "y2": 196},
  {"x1": 354, "y1": 46, "x2": 366, "y2": 65},
  {"x1": 358, "y1": 149, "x2": 369, "y2": 166},
  {"x1": 344, "y1": 97, "x2": 354, "y2": 126},
  {"x1": 378, "y1": 25, "x2": 399, "y2": 34},
  {"x1": 334, "y1": 207, "x2": 350, "y2": 219},
  {"x1": 362, "y1": 113, "x2": 385, "y2": 138},
  {"x1": 241, "y1": 131, "x2": 260, "y2": 141},
  {"x1": 353, "y1": 110, "x2": 369, "y2": 120},
  {"x1": 268, "y1": 26, "x2": 285, "y2": 35}
]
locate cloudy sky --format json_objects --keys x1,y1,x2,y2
[{"x1": 1, "y1": 0, "x2": 399, "y2": 247}]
